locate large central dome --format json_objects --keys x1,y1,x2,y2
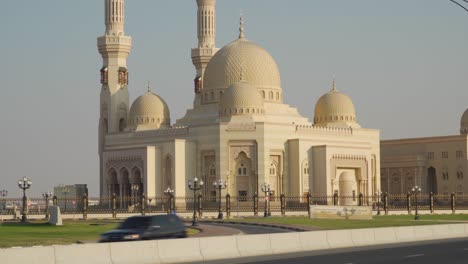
[{"x1": 202, "y1": 36, "x2": 282, "y2": 105}]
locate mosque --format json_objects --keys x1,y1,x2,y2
[{"x1": 97, "y1": 0, "x2": 381, "y2": 205}]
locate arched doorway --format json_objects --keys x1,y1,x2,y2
[
  {"x1": 131, "y1": 167, "x2": 143, "y2": 206},
  {"x1": 234, "y1": 152, "x2": 254, "y2": 200},
  {"x1": 427, "y1": 167, "x2": 437, "y2": 194},
  {"x1": 338, "y1": 171, "x2": 358, "y2": 206},
  {"x1": 119, "y1": 167, "x2": 130, "y2": 208},
  {"x1": 107, "y1": 168, "x2": 118, "y2": 208}
]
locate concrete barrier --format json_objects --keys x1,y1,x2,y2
[
  {"x1": 299, "y1": 230, "x2": 330, "y2": 251},
  {"x1": 236, "y1": 234, "x2": 272, "y2": 257},
  {"x1": 2, "y1": 223, "x2": 468, "y2": 264},
  {"x1": 109, "y1": 240, "x2": 160, "y2": 264},
  {"x1": 54, "y1": 243, "x2": 111, "y2": 264},
  {"x1": 157, "y1": 238, "x2": 202, "y2": 263},
  {"x1": 199, "y1": 236, "x2": 240, "y2": 261}
]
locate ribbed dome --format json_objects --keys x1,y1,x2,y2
[
  {"x1": 461, "y1": 108, "x2": 468, "y2": 134},
  {"x1": 314, "y1": 86, "x2": 359, "y2": 128},
  {"x1": 202, "y1": 36, "x2": 282, "y2": 104},
  {"x1": 128, "y1": 91, "x2": 170, "y2": 131},
  {"x1": 219, "y1": 81, "x2": 264, "y2": 116}
]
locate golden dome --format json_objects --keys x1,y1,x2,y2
[
  {"x1": 461, "y1": 108, "x2": 468, "y2": 134},
  {"x1": 219, "y1": 80, "x2": 264, "y2": 116},
  {"x1": 202, "y1": 36, "x2": 282, "y2": 104},
  {"x1": 128, "y1": 91, "x2": 170, "y2": 131},
  {"x1": 314, "y1": 84, "x2": 359, "y2": 128}
]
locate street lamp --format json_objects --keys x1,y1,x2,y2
[
  {"x1": 412, "y1": 186, "x2": 422, "y2": 220},
  {"x1": 261, "y1": 183, "x2": 271, "y2": 217},
  {"x1": 188, "y1": 177, "x2": 204, "y2": 226},
  {"x1": 42, "y1": 191, "x2": 53, "y2": 219},
  {"x1": 375, "y1": 191, "x2": 382, "y2": 216},
  {"x1": 0, "y1": 190, "x2": 7, "y2": 211},
  {"x1": 17, "y1": 177, "x2": 32, "y2": 223},
  {"x1": 164, "y1": 187, "x2": 174, "y2": 214},
  {"x1": 213, "y1": 179, "x2": 227, "y2": 219}
]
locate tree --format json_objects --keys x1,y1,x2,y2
[{"x1": 450, "y1": 0, "x2": 468, "y2": 12}]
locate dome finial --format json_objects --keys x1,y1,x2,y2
[
  {"x1": 331, "y1": 75, "x2": 337, "y2": 91},
  {"x1": 147, "y1": 81, "x2": 152, "y2": 93},
  {"x1": 239, "y1": 13, "x2": 245, "y2": 39}
]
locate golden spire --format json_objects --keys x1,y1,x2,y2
[
  {"x1": 239, "y1": 14, "x2": 245, "y2": 39},
  {"x1": 147, "y1": 81, "x2": 152, "y2": 93}
]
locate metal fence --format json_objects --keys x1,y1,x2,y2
[{"x1": 0, "y1": 192, "x2": 465, "y2": 219}]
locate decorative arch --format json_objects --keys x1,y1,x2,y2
[
  {"x1": 234, "y1": 151, "x2": 254, "y2": 199},
  {"x1": 301, "y1": 159, "x2": 310, "y2": 194},
  {"x1": 427, "y1": 167, "x2": 437, "y2": 194}
]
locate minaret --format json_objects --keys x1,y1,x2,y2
[
  {"x1": 191, "y1": 0, "x2": 219, "y2": 105},
  {"x1": 97, "y1": 0, "x2": 132, "y2": 196}
]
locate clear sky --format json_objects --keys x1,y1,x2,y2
[{"x1": 1, "y1": 0, "x2": 467, "y2": 197}]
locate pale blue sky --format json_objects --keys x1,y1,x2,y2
[{"x1": 1, "y1": 0, "x2": 467, "y2": 196}]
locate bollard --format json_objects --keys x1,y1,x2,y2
[
  {"x1": 198, "y1": 193, "x2": 203, "y2": 218},
  {"x1": 307, "y1": 192, "x2": 311, "y2": 218},
  {"x1": 82, "y1": 194, "x2": 88, "y2": 220},
  {"x1": 280, "y1": 194, "x2": 286, "y2": 216},
  {"x1": 141, "y1": 194, "x2": 146, "y2": 216},
  {"x1": 253, "y1": 193, "x2": 258, "y2": 216},
  {"x1": 384, "y1": 192, "x2": 389, "y2": 215},
  {"x1": 429, "y1": 192, "x2": 434, "y2": 214},
  {"x1": 407, "y1": 192, "x2": 411, "y2": 215},
  {"x1": 112, "y1": 193, "x2": 117, "y2": 218},
  {"x1": 226, "y1": 194, "x2": 231, "y2": 218},
  {"x1": 451, "y1": 192, "x2": 456, "y2": 214}
]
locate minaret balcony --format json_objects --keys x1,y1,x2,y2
[{"x1": 98, "y1": 35, "x2": 132, "y2": 47}]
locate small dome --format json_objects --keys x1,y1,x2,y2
[
  {"x1": 219, "y1": 81, "x2": 264, "y2": 116},
  {"x1": 202, "y1": 36, "x2": 282, "y2": 104},
  {"x1": 128, "y1": 91, "x2": 170, "y2": 131},
  {"x1": 314, "y1": 84, "x2": 359, "y2": 128},
  {"x1": 461, "y1": 108, "x2": 468, "y2": 134}
]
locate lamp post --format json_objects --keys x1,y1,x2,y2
[
  {"x1": 0, "y1": 190, "x2": 7, "y2": 211},
  {"x1": 17, "y1": 177, "x2": 32, "y2": 223},
  {"x1": 42, "y1": 191, "x2": 53, "y2": 219},
  {"x1": 188, "y1": 177, "x2": 204, "y2": 226},
  {"x1": 411, "y1": 186, "x2": 421, "y2": 220},
  {"x1": 375, "y1": 191, "x2": 382, "y2": 215},
  {"x1": 164, "y1": 187, "x2": 174, "y2": 214},
  {"x1": 261, "y1": 183, "x2": 271, "y2": 217},
  {"x1": 213, "y1": 179, "x2": 227, "y2": 219}
]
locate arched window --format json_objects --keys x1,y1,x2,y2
[
  {"x1": 238, "y1": 163, "x2": 247, "y2": 176},
  {"x1": 103, "y1": 118, "x2": 108, "y2": 133},
  {"x1": 276, "y1": 92, "x2": 280, "y2": 100},
  {"x1": 119, "y1": 118, "x2": 125, "y2": 132},
  {"x1": 270, "y1": 162, "x2": 276, "y2": 175},
  {"x1": 269, "y1": 91, "x2": 273, "y2": 100},
  {"x1": 209, "y1": 164, "x2": 216, "y2": 176},
  {"x1": 261, "y1": 91, "x2": 265, "y2": 98}
]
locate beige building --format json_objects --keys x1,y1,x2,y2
[
  {"x1": 381, "y1": 109, "x2": 468, "y2": 195},
  {"x1": 97, "y1": 0, "x2": 381, "y2": 205}
]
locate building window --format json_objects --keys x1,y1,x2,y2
[
  {"x1": 442, "y1": 172, "x2": 449, "y2": 181},
  {"x1": 456, "y1": 151, "x2": 463, "y2": 159},
  {"x1": 270, "y1": 162, "x2": 276, "y2": 175},
  {"x1": 457, "y1": 171, "x2": 464, "y2": 180},
  {"x1": 100, "y1": 67, "x2": 108, "y2": 84},
  {"x1": 442, "y1": 151, "x2": 448, "y2": 159},
  {"x1": 209, "y1": 164, "x2": 216, "y2": 176},
  {"x1": 428, "y1": 152, "x2": 434, "y2": 160},
  {"x1": 237, "y1": 163, "x2": 247, "y2": 176},
  {"x1": 118, "y1": 67, "x2": 128, "y2": 85},
  {"x1": 194, "y1": 76, "x2": 202, "y2": 94},
  {"x1": 238, "y1": 191, "x2": 247, "y2": 201}
]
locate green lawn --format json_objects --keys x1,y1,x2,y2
[
  {"x1": 0, "y1": 220, "x2": 199, "y2": 248},
  {"x1": 222, "y1": 214, "x2": 468, "y2": 230}
]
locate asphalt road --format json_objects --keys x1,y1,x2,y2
[
  {"x1": 195, "y1": 238, "x2": 468, "y2": 264},
  {"x1": 203, "y1": 222, "x2": 293, "y2": 235}
]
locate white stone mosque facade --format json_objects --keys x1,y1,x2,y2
[{"x1": 97, "y1": 0, "x2": 381, "y2": 204}]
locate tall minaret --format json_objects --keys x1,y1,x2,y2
[
  {"x1": 191, "y1": 0, "x2": 219, "y2": 105},
  {"x1": 97, "y1": 0, "x2": 132, "y2": 196}
]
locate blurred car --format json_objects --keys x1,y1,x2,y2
[{"x1": 100, "y1": 215, "x2": 187, "y2": 242}]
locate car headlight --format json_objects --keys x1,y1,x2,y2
[{"x1": 123, "y1": 234, "x2": 140, "y2": 240}]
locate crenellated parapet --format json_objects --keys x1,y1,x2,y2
[{"x1": 295, "y1": 125, "x2": 353, "y2": 135}]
